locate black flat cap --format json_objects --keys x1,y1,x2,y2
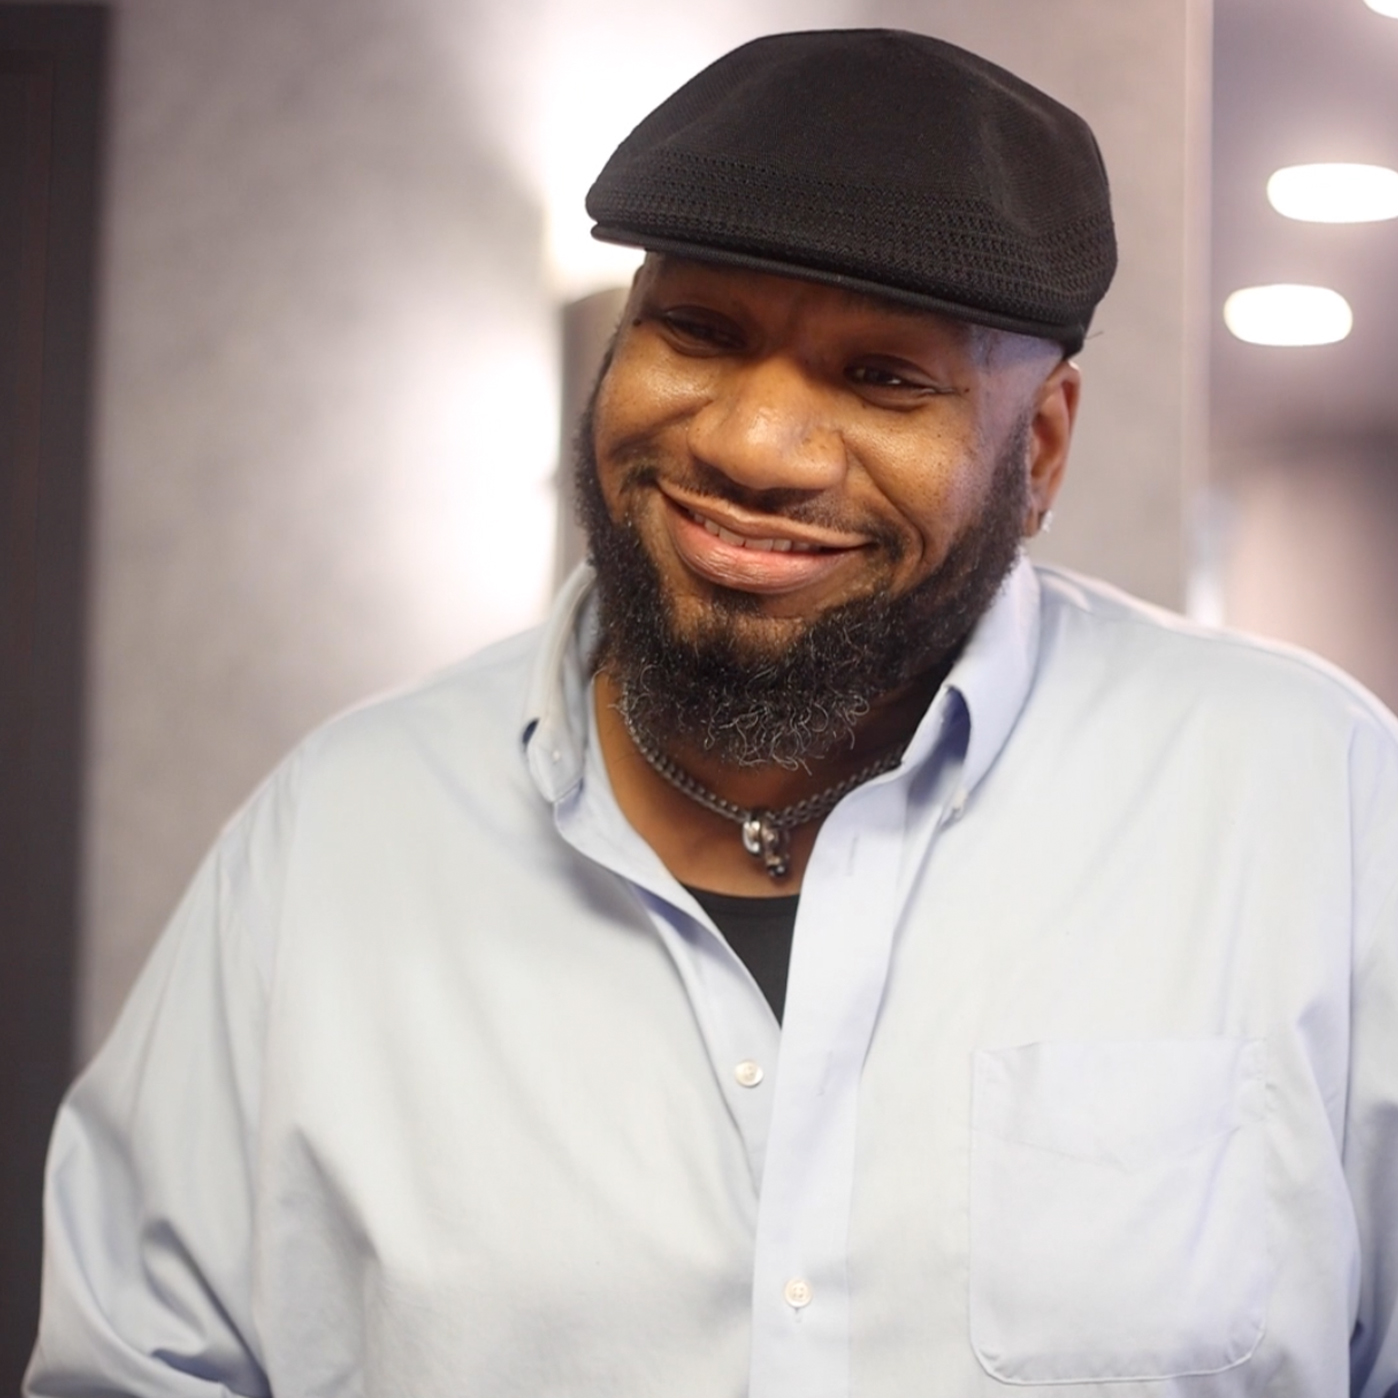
[{"x1": 587, "y1": 29, "x2": 1116, "y2": 352}]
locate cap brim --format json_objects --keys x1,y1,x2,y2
[{"x1": 591, "y1": 225, "x2": 1086, "y2": 352}]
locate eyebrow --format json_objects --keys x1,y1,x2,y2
[
  {"x1": 651, "y1": 254, "x2": 947, "y2": 320},
  {"x1": 648, "y1": 253, "x2": 984, "y2": 354}
]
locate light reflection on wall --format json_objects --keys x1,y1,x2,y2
[
  {"x1": 447, "y1": 344, "x2": 560, "y2": 635},
  {"x1": 454, "y1": 0, "x2": 851, "y2": 299}
]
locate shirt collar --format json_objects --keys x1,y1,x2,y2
[
  {"x1": 521, "y1": 563, "x2": 597, "y2": 802},
  {"x1": 942, "y1": 551, "x2": 1042, "y2": 807},
  {"x1": 521, "y1": 553, "x2": 1041, "y2": 808}
]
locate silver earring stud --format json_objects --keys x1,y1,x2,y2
[{"x1": 1039, "y1": 509, "x2": 1054, "y2": 535}]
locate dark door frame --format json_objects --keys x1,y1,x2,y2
[{"x1": 0, "y1": 5, "x2": 107, "y2": 1384}]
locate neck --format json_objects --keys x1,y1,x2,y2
[
  {"x1": 593, "y1": 664, "x2": 946, "y2": 894},
  {"x1": 602, "y1": 667, "x2": 942, "y2": 808}
]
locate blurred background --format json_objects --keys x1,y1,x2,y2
[{"x1": 2, "y1": 0, "x2": 1396, "y2": 1380}]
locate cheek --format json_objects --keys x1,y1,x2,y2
[
  {"x1": 866, "y1": 431, "x2": 992, "y2": 564},
  {"x1": 594, "y1": 343, "x2": 709, "y2": 457},
  {"x1": 594, "y1": 355, "x2": 718, "y2": 527}
]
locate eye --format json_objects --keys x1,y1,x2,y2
[
  {"x1": 847, "y1": 363, "x2": 914, "y2": 387},
  {"x1": 845, "y1": 357, "x2": 949, "y2": 401},
  {"x1": 654, "y1": 307, "x2": 744, "y2": 353}
]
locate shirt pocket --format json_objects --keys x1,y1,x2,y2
[{"x1": 968, "y1": 1037, "x2": 1270, "y2": 1384}]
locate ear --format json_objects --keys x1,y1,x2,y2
[{"x1": 1023, "y1": 358, "x2": 1080, "y2": 536}]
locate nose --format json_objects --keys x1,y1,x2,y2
[{"x1": 686, "y1": 355, "x2": 847, "y2": 494}]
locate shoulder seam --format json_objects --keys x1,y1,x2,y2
[{"x1": 1036, "y1": 565, "x2": 1398, "y2": 739}]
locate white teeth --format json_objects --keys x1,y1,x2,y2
[{"x1": 691, "y1": 507, "x2": 821, "y2": 554}]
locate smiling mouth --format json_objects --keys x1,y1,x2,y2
[
  {"x1": 656, "y1": 481, "x2": 870, "y2": 551},
  {"x1": 653, "y1": 484, "x2": 873, "y2": 597},
  {"x1": 682, "y1": 505, "x2": 827, "y2": 553}
]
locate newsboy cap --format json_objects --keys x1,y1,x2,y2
[{"x1": 587, "y1": 29, "x2": 1117, "y2": 352}]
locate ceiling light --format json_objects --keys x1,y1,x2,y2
[
  {"x1": 1223, "y1": 285, "x2": 1353, "y2": 346},
  {"x1": 1363, "y1": 0, "x2": 1398, "y2": 16},
  {"x1": 1267, "y1": 163, "x2": 1398, "y2": 223}
]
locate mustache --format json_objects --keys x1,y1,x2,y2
[{"x1": 609, "y1": 450, "x2": 907, "y2": 557}]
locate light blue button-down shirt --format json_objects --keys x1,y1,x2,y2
[{"x1": 27, "y1": 559, "x2": 1398, "y2": 1396}]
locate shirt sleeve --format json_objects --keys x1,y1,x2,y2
[
  {"x1": 1346, "y1": 712, "x2": 1398, "y2": 1398},
  {"x1": 24, "y1": 760, "x2": 297, "y2": 1398}
]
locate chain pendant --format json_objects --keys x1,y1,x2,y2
[
  {"x1": 741, "y1": 812, "x2": 791, "y2": 879},
  {"x1": 618, "y1": 686, "x2": 905, "y2": 883}
]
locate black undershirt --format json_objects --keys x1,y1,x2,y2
[{"x1": 685, "y1": 886, "x2": 801, "y2": 1023}]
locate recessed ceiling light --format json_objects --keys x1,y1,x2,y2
[
  {"x1": 1267, "y1": 163, "x2": 1398, "y2": 222},
  {"x1": 1223, "y1": 285, "x2": 1353, "y2": 346},
  {"x1": 1363, "y1": 0, "x2": 1398, "y2": 16}
]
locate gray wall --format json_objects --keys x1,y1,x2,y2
[
  {"x1": 1220, "y1": 437, "x2": 1398, "y2": 710},
  {"x1": 76, "y1": 0, "x2": 1209, "y2": 1057}
]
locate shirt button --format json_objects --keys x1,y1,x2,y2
[
  {"x1": 784, "y1": 1277, "x2": 813, "y2": 1309},
  {"x1": 733, "y1": 1060, "x2": 764, "y2": 1088}
]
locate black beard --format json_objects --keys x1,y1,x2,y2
[{"x1": 574, "y1": 383, "x2": 1029, "y2": 770}]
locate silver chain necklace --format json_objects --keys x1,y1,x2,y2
[{"x1": 617, "y1": 691, "x2": 906, "y2": 879}]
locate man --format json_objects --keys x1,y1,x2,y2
[{"x1": 26, "y1": 29, "x2": 1398, "y2": 1398}]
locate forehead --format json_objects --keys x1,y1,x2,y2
[{"x1": 637, "y1": 254, "x2": 986, "y2": 355}]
